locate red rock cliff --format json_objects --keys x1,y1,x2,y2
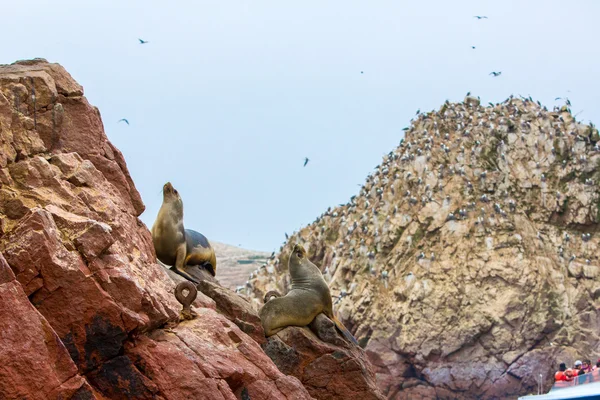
[{"x1": 0, "y1": 59, "x2": 338, "y2": 400}]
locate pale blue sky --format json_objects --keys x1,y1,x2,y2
[{"x1": 3, "y1": 1, "x2": 598, "y2": 251}]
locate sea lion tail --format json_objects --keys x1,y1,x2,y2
[
  {"x1": 171, "y1": 265, "x2": 201, "y2": 285},
  {"x1": 331, "y1": 315, "x2": 359, "y2": 345}
]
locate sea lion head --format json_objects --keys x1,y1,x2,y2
[
  {"x1": 290, "y1": 243, "x2": 309, "y2": 266},
  {"x1": 163, "y1": 182, "x2": 180, "y2": 198},
  {"x1": 162, "y1": 182, "x2": 183, "y2": 210},
  {"x1": 291, "y1": 244, "x2": 307, "y2": 260},
  {"x1": 288, "y1": 244, "x2": 307, "y2": 278}
]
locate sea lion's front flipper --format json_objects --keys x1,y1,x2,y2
[
  {"x1": 183, "y1": 264, "x2": 218, "y2": 284},
  {"x1": 173, "y1": 246, "x2": 201, "y2": 284},
  {"x1": 331, "y1": 314, "x2": 359, "y2": 345},
  {"x1": 263, "y1": 290, "x2": 282, "y2": 303},
  {"x1": 170, "y1": 266, "x2": 201, "y2": 285}
]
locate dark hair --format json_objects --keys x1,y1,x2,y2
[
  {"x1": 559, "y1": 363, "x2": 567, "y2": 371},
  {"x1": 596, "y1": 359, "x2": 600, "y2": 368}
]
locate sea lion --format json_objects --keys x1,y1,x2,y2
[
  {"x1": 259, "y1": 244, "x2": 357, "y2": 344},
  {"x1": 152, "y1": 182, "x2": 217, "y2": 284}
]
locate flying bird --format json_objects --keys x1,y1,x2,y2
[
  {"x1": 474, "y1": 16, "x2": 488, "y2": 19},
  {"x1": 138, "y1": 38, "x2": 149, "y2": 44},
  {"x1": 489, "y1": 71, "x2": 502, "y2": 77},
  {"x1": 118, "y1": 118, "x2": 129, "y2": 125},
  {"x1": 303, "y1": 157, "x2": 310, "y2": 167},
  {"x1": 360, "y1": 71, "x2": 364, "y2": 74},
  {"x1": 471, "y1": 46, "x2": 476, "y2": 49}
]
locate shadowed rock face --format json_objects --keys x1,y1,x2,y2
[
  {"x1": 0, "y1": 253, "x2": 98, "y2": 399},
  {"x1": 0, "y1": 59, "x2": 317, "y2": 399},
  {"x1": 249, "y1": 97, "x2": 600, "y2": 398}
]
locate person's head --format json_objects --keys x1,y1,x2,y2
[
  {"x1": 559, "y1": 363, "x2": 567, "y2": 371},
  {"x1": 596, "y1": 359, "x2": 600, "y2": 368},
  {"x1": 583, "y1": 360, "x2": 591, "y2": 369},
  {"x1": 575, "y1": 360, "x2": 582, "y2": 369}
]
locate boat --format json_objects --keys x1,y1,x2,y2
[{"x1": 519, "y1": 370, "x2": 600, "y2": 399}]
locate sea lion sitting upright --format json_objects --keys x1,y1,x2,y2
[
  {"x1": 152, "y1": 182, "x2": 217, "y2": 284},
  {"x1": 259, "y1": 244, "x2": 357, "y2": 344}
]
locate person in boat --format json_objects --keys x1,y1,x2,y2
[
  {"x1": 582, "y1": 359, "x2": 592, "y2": 374},
  {"x1": 578, "y1": 359, "x2": 595, "y2": 384},
  {"x1": 555, "y1": 363, "x2": 575, "y2": 382},
  {"x1": 574, "y1": 360, "x2": 585, "y2": 376}
]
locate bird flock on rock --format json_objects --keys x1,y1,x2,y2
[{"x1": 243, "y1": 92, "x2": 600, "y2": 305}]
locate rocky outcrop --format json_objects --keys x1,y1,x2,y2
[
  {"x1": 264, "y1": 314, "x2": 384, "y2": 400},
  {"x1": 249, "y1": 96, "x2": 600, "y2": 398},
  {"x1": 212, "y1": 241, "x2": 270, "y2": 290},
  {"x1": 198, "y1": 279, "x2": 267, "y2": 344},
  {"x1": 0, "y1": 59, "x2": 316, "y2": 399},
  {"x1": 90, "y1": 310, "x2": 311, "y2": 400}
]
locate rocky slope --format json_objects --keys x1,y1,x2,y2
[
  {"x1": 212, "y1": 242, "x2": 270, "y2": 290},
  {"x1": 0, "y1": 59, "x2": 382, "y2": 400},
  {"x1": 249, "y1": 95, "x2": 600, "y2": 399}
]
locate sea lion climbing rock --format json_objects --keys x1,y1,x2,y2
[
  {"x1": 152, "y1": 182, "x2": 217, "y2": 284},
  {"x1": 260, "y1": 244, "x2": 357, "y2": 344}
]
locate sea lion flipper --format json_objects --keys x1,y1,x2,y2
[
  {"x1": 171, "y1": 266, "x2": 201, "y2": 284},
  {"x1": 173, "y1": 245, "x2": 201, "y2": 284},
  {"x1": 263, "y1": 290, "x2": 282, "y2": 303},
  {"x1": 331, "y1": 315, "x2": 359, "y2": 345}
]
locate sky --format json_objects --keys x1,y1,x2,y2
[{"x1": 2, "y1": 1, "x2": 599, "y2": 252}]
